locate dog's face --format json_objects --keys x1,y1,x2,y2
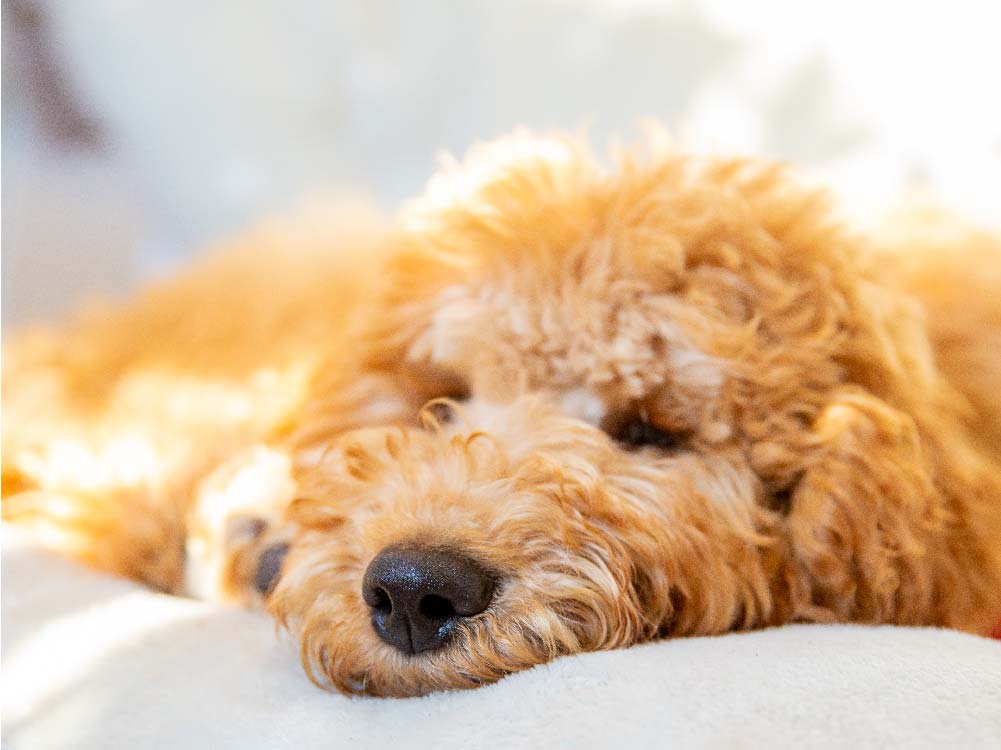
[{"x1": 269, "y1": 135, "x2": 940, "y2": 696}]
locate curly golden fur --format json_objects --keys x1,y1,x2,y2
[{"x1": 4, "y1": 130, "x2": 1001, "y2": 696}]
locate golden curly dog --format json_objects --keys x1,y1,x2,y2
[{"x1": 4, "y1": 130, "x2": 1001, "y2": 696}]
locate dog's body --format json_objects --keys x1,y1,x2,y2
[{"x1": 4, "y1": 132, "x2": 1001, "y2": 696}]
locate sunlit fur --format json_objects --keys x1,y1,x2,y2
[{"x1": 4, "y1": 130, "x2": 1001, "y2": 697}]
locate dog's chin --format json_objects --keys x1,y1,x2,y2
[
  {"x1": 288, "y1": 612, "x2": 525, "y2": 697},
  {"x1": 277, "y1": 581, "x2": 626, "y2": 696}
]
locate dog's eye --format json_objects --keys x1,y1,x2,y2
[
  {"x1": 611, "y1": 417, "x2": 686, "y2": 451},
  {"x1": 423, "y1": 392, "x2": 469, "y2": 424}
]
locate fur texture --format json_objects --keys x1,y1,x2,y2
[{"x1": 4, "y1": 130, "x2": 1001, "y2": 696}]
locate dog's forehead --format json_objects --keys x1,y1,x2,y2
[{"x1": 421, "y1": 275, "x2": 723, "y2": 403}]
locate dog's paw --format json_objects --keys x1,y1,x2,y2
[
  {"x1": 253, "y1": 540, "x2": 290, "y2": 597},
  {"x1": 227, "y1": 514, "x2": 294, "y2": 603},
  {"x1": 187, "y1": 511, "x2": 295, "y2": 604},
  {"x1": 184, "y1": 445, "x2": 297, "y2": 604}
]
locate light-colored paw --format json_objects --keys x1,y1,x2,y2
[{"x1": 184, "y1": 445, "x2": 297, "y2": 602}]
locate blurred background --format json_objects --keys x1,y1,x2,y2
[{"x1": 3, "y1": 0, "x2": 999, "y2": 325}]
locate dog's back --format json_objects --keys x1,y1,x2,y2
[
  {"x1": 876, "y1": 213, "x2": 1001, "y2": 458},
  {"x1": 1, "y1": 203, "x2": 387, "y2": 589}
]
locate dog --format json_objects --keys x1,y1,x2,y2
[{"x1": 4, "y1": 130, "x2": 1001, "y2": 697}]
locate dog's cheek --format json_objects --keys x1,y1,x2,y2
[{"x1": 266, "y1": 535, "x2": 383, "y2": 692}]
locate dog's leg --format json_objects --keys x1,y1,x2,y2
[
  {"x1": 2, "y1": 483, "x2": 188, "y2": 593},
  {"x1": 184, "y1": 444, "x2": 300, "y2": 605}
]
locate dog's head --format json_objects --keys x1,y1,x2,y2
[{"x1": 269, "y1": 132, "x2": 963, "y2": 696}]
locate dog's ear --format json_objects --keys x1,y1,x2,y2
[
  {"x1": 785, "y1": 389, "x2": 937, "y2": 622},
  {"x1": 781, "y1": 387, "x2": 999, "y2": 628}
]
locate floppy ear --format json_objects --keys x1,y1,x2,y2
[
  {"x1": 785, "y1": 389, "x2": 936, "y2": 622},
  {"x1": 783, "y1": 387, "x2": 998, "y2": 630}
]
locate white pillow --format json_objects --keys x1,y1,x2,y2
[{"x1": 3, "y1": 526, "x2": 1000, "y2": 750}]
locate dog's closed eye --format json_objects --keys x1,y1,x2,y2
[
  {"x1": 422, "y1": 391, "x2": 470, "y2": 425},
  {"x1": 607, "y1": 414, "x2": 688, "y2": 451}
]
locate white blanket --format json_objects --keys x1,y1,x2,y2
[{"x1": 3, "y1": 526, "x2": 1000, "y2": 750}]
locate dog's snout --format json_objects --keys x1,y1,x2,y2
[{"x1": 362, "y1": 546, "x2": 495, "y2": 655}]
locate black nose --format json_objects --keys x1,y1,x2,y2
[{"x1": 362, "y1": 546, "x2": 495, "y2": 655}]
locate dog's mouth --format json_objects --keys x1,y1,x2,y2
[{"x1": 273, "y1": 557, "x2": 635, "y2": 697}]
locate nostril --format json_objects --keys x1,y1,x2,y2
[
  {"x1": 370, "y1": 587, "x2": 392, "y2": 614},
  {"x1": 418, "y1": 594, "x2": 456, "y2": 621}
]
